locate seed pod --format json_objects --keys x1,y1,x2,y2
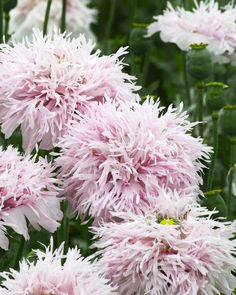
[
  {"x1": 206, "y1": 82, "x2": 228, "y2": 112},
  {"x1": 186, "y1": 43, "x2": 212, "y2": 81}
]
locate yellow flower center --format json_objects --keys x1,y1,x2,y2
[
  {"x1": 58, "y1": 58, "x2": 64, "y2": 64},
  {"x1": 159, "y1": 218, "x2": 176, "y2": 225},
  {"x1": 189, "y1": 42, "x2": 208, "y2": 49}
]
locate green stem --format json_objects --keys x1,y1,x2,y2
[
  {"x1": 227, "y1": 137, "x2": 236, "y2": 220},
  {"x1": 141, "y1": 42, "x2": 152, "y2": 88},
  {"x1": 192, "y1": 94, "x2": 198, "y2": 137},
  {"x1": 183, "y1": 53, "x2": 191, "y2": 105},
  {"x1": 0, "y1": 248, "x2": 5, "y2": 270},
  {"x1": 130, "y1": 52, "x2": 137, "y2": 77},
  {"x1": 53, "y1": 230, "x2": 59, "y2": 249},
  {"x1": 60, "y1": 0, "x2": 67, "y2": 33},
  {"x1": 4, "y1": 12, "x2": 9, "y2": 42},
  {"x1": 197, "y1": 82, "x2": 204, "y2": 138},
  {"x1": 0, "y1": 0, "x2": 3, "y2": 43},
  {"x1": 43, "y1": 0, "x2": 52, "y2": 36},
  {"x1": 224, "y1": 63, "x2": 230, "y2": 85},
  {"x1": 206, "y1": 112, "x2": 219, "y2": 191},
  {"x1": 0, "y1": 129, "x2": 6, "y2": 148},
  {"x1": 62, "y1": 201, "x2": 69, "y2": 252},
  {"x1": 105, "y1": 0, "x2": 117, "y2": 49},
  {"x1": 227, "y1": 170, "x2": 233, "y2": 220},
  {"x1": 54, "y1": 201, "x2": 70, "y2": 251},
  {"x1": 13, "y1": 236, "x2": 25, "y2": 269},
  {"x1": 63, "y1": 215, "x2": 69, "y2": 253},
  {"x1": 230, "y1": 138, "x2": 236, "y2": 169}
]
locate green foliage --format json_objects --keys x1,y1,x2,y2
[
  {"x1": 3, "y1": 0, "x2": 17, "y2": 13},
  {"x1": 201, "y1": 190, "x2": 227, "y2": 218}
]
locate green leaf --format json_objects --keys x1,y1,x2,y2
[{"x1": 201, "y1": 190, "x2": 227, "y2": 218}]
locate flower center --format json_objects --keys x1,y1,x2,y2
[
  {"x1": 189, "y1": 42, "x2": 208, "y2": 49},
  {"x1": 159, "y1": 218, "x2": 176, "y2": 225}
]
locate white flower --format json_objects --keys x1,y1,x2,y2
[
  {"x1": 9, "y1": 0, "x2": 97, "y2": 41},
  {"x1": 147, "y1": 0, "x2": 236, "y2": 63}
]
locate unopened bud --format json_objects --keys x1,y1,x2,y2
[
  {"x1": 206, "y1": 82, "x2": 228, "y2": 112},
  {"x1": 186, "y1": 43, "x2": 212, "y2": 81}
]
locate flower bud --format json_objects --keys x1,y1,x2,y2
[
  {"x1": 129, "y1": 25, "x2": 151, "y2": 55},
  {"x1": 186, "y1": 43, "x2": 212, "y2": 81},
  {"x1": 221, "y1": 106, "x2": 236, "y2": 136},
  {"x1": 206, "y1": 82, "x2": 228, "y2": 112}
]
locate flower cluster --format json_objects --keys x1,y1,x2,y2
[
  {"x1": 0, "y1": 1, "x2": 235, "y2": 293},
  {"x1": 10, "y1": 0, "x2": 97, "y2": 41},
  {"x1": 0, "y1": 30, "x2": 138, "y2": 153},
  {"x1": 0, "y1": 240, "x2": 116, "y2": 294},
  {"x1": 0, "y1": 146, "x2": 62, "y2": 249},
  {"x1": 56, "y1": 99, "x2": 211, "y2": 223},
  {"x1": 147, "y1": 0, "x2": 236, "y2": 62}
]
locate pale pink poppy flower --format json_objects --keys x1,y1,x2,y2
[
  {"x1": 93, "y1": 190, "x2": 236, "y2": 295},
  {"x1": 147, "y1": 0, "x2": 236, "y2": 63},
  {"x1": 0, "y1": 240, "x2": 117, "y2": 294},
  {"x1": 0, "y1": 146, "x2": 62, "y2": 249},
  {"x1": 0, "y1": 30, "x2": 138, "y2": 153},
  {"x1": 10, "y1": 0, "x2": 97, "y2": 41},
  {"x1": 56, "y1": 99, "x2": 211, "y2": 223}
]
